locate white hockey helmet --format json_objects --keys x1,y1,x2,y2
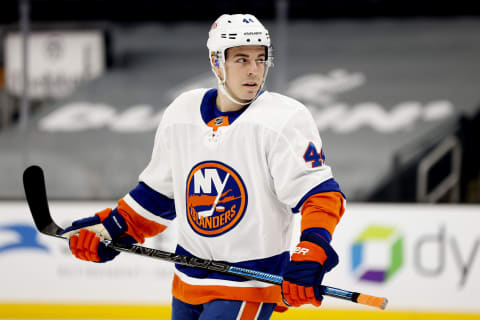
[
  {"x1": 207, "y1": 14, "x2": 273, "y2": 105},
  {"x1": 207, "y1": 14, "x2": 273, "y2": 65}
]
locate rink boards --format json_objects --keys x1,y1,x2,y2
[{"x1": 0, "y1": 202, "x2": 479, "y2": 319}]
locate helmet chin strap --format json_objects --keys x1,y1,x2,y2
[
  {"x1": 219, "y1": 81, "x2": 251, "y2": 106},
  {"x1": 212, "y1": 63, "x2": 269, "y2": 107},
  {"x1": 212, "y1": 59, "x2": 269, "y2": 106},
  {"x1": 213, "y1": 66, "x2": 250, "y2": 106}
]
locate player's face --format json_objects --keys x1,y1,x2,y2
[{"x1": 223, "y1": 46, "x2": 267, "y2": 103}]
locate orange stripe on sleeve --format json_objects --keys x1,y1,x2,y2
[
  {"x1": 300, "y1": 191, "x2": 345, "y2": 236},
  {"x1": 115, "y1": 199, "x2": 167, "y2": 243}
]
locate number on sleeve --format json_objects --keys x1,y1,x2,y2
[{"x1": 303, "y1": 142, "x2": 325, "y2": 168}]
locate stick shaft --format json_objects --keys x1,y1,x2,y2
[
  {"x1": 23, "y1": 165, "x2": 388, "y2": 310},
  {"x1": 104, "y1": 240, "x2": 360, "y2": 303}
]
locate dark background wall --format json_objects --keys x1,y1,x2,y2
[
  {"x1": 1, "y1": 1, "x2": 479, "y2": 202},
  {"x1": 1, "y1": 0, "x2": 480, "y2": 24}
]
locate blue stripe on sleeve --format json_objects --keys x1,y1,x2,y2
[
  {"x1": 129, "y1": 182, "x2": 176, "y2": 220},
  {"x1": 292, "y1": 178, "x2": 345, "y2": 213},
  {"x1": 174, "y1": 245, "x2": 290, "y2": 282}
]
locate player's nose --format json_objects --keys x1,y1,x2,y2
[{"x1": 247, "y1": 60, "x2": 260, "y2": 75}]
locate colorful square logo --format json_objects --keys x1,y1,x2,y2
[{"x1": 351, "y1": 225, "x2": 403, "y2": 282}]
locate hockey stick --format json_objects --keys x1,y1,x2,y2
[{"x1": 23, "y1": 165, "x2": 388, "y2": 310}]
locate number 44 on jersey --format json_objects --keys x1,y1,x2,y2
[{"x1": 303, "y1": 142, "x2": 325, "y2": 168}]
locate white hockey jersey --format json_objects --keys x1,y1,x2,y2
[{"x1": 120, "y1": 88, "x2": 343, "y2": 305}]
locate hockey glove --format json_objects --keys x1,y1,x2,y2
[
  {"x1": 282, "y1": 230, "x2": 339, "y2": 307},
  {"x1": 60, "y1": 208, "x2": 128, "y2": 263}
]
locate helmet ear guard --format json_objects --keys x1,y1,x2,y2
[{"x1": 211, "y1": 51, "x2": 221, "y2": 67}]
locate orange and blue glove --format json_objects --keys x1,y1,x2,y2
[
  {"x1": 60, "y1": 209, "x2": 132, "y2": 263},
  {"x1": 282, "y1": 229, "x2": 339, "y2": 307}
]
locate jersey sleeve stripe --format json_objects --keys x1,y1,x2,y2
[
  {"x1": 292, "y1": 178, "x2": 345, "y2": 213},
  {"x1": 129, "y1": 182, "x2": 176, "y2": 220},
  {"x1": 300, "y1": 191, "x2": 346, "y2": 236},
  {"x1": 115, "y1": 198, "x2": 167, "y2": 244},
  {"x1": 123, "y1": 193, "x2": 174, "y2": 227}
]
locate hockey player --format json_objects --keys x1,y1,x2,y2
[{"x1": 61, "y1": 14, "x2": 345, "y2": 319}]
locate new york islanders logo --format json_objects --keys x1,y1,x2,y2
[{"x1": 186, "y1": 161, "x2": 248, "y2": 237}]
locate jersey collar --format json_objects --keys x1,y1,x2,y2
[{"x1": 200, "y1": 88, "x2": 264, "y2": 129}]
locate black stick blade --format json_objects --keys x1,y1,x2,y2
[{"x1": 23, "y1": 165, "x2": 64, "y2": 237}]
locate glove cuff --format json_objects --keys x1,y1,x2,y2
[
  {"x1": 99, "y1": 209, "x2": 128, "y2": 240},
  {"x1": 300, "y1": 229, "x2": 339, "y2": 272},
  {"x1": 300, "y1": 229, "x2": 330, "y2": 244},
  {"x1": 291, "y1": 241, "x2": 328, "y2": 264},
  {"x1": 302, "y1": 227, "x2": 331, "y2": 242}
]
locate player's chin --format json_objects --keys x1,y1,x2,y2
[{"x1": 239, "y1": 87, "x2": 259, "y2": 100}]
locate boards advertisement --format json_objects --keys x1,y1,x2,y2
[{"x1": 0, "y1": 202, "x2": 479, "y2": 314}]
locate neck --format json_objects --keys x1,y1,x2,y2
[{"x1": 216, "y1": 86, "x2": 248, "y2": 112}]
